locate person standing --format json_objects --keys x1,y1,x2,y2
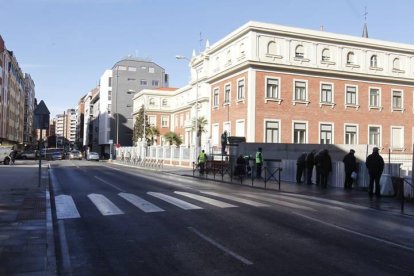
[
  {"x1": 319, "y1": 149, "x2": 332, "y2": 189},
  {"x1": 296, "y1": 152, "x2": 307, "y2": 184},
  {"x1": 305, "y1": 150, "x2": 316, "y2": 185},
  {"x1": 197, "y1": 150, "x2": 207, "y2": 175},
  {"x1": 366, "y1": 147, "x2": 384, "y2": 198},
  {"x1": 343, "y1": 149, "x2": 357, "y2": 189},
  {"x1": 314, "y1": 150, "x2": 323, "y2": 186},
  {"x1": 255, "y1": 147, "x2": 263, "y2": 179},
  {"x1": 234, "y1": 154, "x2": 246, "y2": 176},
  {"x1": 221, "y1": 131, "x2": 228, "y2": 155}
]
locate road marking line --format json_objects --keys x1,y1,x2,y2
[
  {"x1": 237, "y1": 193, "x2": 315, "y2": 211},
  {"x1": 263, "y1": 194, "x2": 344, "y2": 211},
  {"x1": 174, "y1": 191, "x2": 238, "y2": 208},
  {"x1": 188, "y1": 227, "x2": 253, "y2": 265},
  {"x1": 147, "y1": 192, "x2": 202, "y2": 210},
  {"x1": 55, "y1": 195, "x2": 81, "y2": 219},
  {"x1": 281, "y1": 193, "x2": 368, "y2": 210},
  {"x1": 94, "y1": 176, "x2": 124, "y2": 192},
  {"x1": 294, "y1": 212, "x2": 414, "y2": 253},
  {"x1": 118, "y1": 193, "x2": 164, "y2": 213},
  {"x1": 88, "y1": 194, "x2": 124, "y2": 216},
  {"x1": 200, "y1": 191, "x2": 269, "y2": 207}
]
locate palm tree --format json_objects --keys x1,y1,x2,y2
[
  {"x1": 164, "y1": 131, "x2": 183, "y2": 146},
  {"x1": 146, "y1": 126, "x2": 160, "y2": 146},
  {"x1": 192, "y1": 116, "x2": 208, "y2": 148}
]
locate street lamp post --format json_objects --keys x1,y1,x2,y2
[{"x1": 176, "y1": 55, "x2": 199, "y2": 157}]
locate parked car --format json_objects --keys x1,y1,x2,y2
[
  {"x1": 87, "y1": 152, "x2": 100, "y2": 161},
  {"x1": 40, "y1": 148, "x2": 64, "y2": 160},
  {"x1": 68, "y1": 150, "x2": 83, "y2": 160},
  {"x1": 19, "y1": 150, "x2": 38, "y2": 159}
]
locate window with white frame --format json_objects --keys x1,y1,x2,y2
[
  {"x1": 237, "y1": 79, "x2": 245, "y2": 100},
  {"x1": 224, "y1": 84, "x2": 230, "y2": 104},
  {"x1": 212, "y1": 124, "x2": 219, "y2": 146},
  {"x1": 320, "y1": 83, "x2": 333, "y2": 103},
  {"x1": 370, "y1": 55, "x2": 378, "y2": 67},
  {"x1": 162, "y1": 99, "x2": 168, "y2": 107},
  {"x1": 180, "y1": 114, "x2": 184, "y2": 127},
  {"x1": 148, "y1": 115, "x2": 157, "y2": 127},
  {"x1": 213, "y1": 88, "x2": 219, "y2": 107},
  {"x1": 346, "y1": 86, "x2": 357, "y2": 105},
  {"x1": 345, "y1": 125, "x2": 357, "y2": 145},
  {"x1": 236, "y1": 120, "x2": 245, "y2": 137},
  {"x1": 265, "y1": 121, "x2": 279, "y2": 143},
  {"x1": 391, "y1": 126, "x2": 404, "y2": 149},
  {"x1": 266, "y1": 78, "x2": 279, "y2": 99},
  {"x1": 161, "y1": 116, "x2": 169, "y2": 128},
  {"x1": 369, "y1": 126, "x2": 381, "y2": 146},
  {"x1": 393, "y1": 58, "x2": 400, "y2": 70},
  {"x1": 293, "y1": 122, "x2": 306, "y2": 144},
  {"x1": 369, "y1": 88, "x2": 380, "y2": 107},
  {"x1": 267, "y1": 41, "x2": 277, "y2": 55},
  {"x1": 148, "y1": 67, "x2": 155, "y2": 73},
  {"x1": 140, "y1": 79, "x2": 147, "y2": 86},
  {"x1": 223, "y1": 122, "x2": 231, "y2": 135},
  {"x1": 346, "y1": 52, "x2": 354, "y2": 65},
  {"x1": 320, "y1": 124, "x2": 333, "y2": 144},
  {"x1": 239, "y1": 43, "x2": 245, "y2": 57},
  {"x1": 322, "y1": 48, "x2": 330, "y2": 62},
  {"x1": 295, "y1": 45, "x2": 304, "y2": 58},
  {"x1": 392, "y1": 90, "x2": 403, "y2": 110},
  {"x1": 149, "y1": 98, "x2": 155, "y2": 106},
  {"x1": 294, "y1": 81, "x2": 307, "y2": 101}
]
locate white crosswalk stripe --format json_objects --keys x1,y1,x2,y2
[
  {"x1": 119, "y1": 193, "x2": 164, "y2": 213},
  {"x1": 147, "y1": 192, "x2": 203, "y2": 210},
  {"x1": 200, "y1": 191, "x2": 269, "y2": 207},
  {"x1": 55, "y1": 195, "x2": 81, "y2": 219},
  {"x1": 174, "y1": 191, "x2": 238, "y2": 208},
  {"x1": 236, "y1": 193, "x2": 315, "y2": 211},
  {"x1": 88, "y1": 194, "x2": 124, "y2": 216}
]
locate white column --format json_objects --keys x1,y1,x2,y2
[{"x1": 247, "y1": 68, "x2": 256, "y2": 142}]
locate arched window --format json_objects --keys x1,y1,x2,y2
[
  {"x1": 370, "y1": 55, "x2": 378, "y2": 67},
  {"x1": 162, "y1": 99, "x2": 168, "y2": 107},
  {"x1": 346, "y1": 52, "x2": 354, "y2": 65},
  {"x1": 393, "y1": 58, "x2": 400, "y2": 70},
  {"x1": 295, "y1": 45, "x2": 304, "y2": 58},
  {"x1": 239, "y1": 43, "x2": 246, "y2": 57},
  {"x1": 267, "y1": 41, "x2": 277, "y2": 55},
  {"x1": 149, "y1": 98, "x2": 155, "y2": 106},
  {"x1": 322, "y1": 48, "x2": 330, "y2": 61}
]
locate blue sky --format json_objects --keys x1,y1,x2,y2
[{"x1": 1, "y1": 0, "x2": 414, "y2": 117}]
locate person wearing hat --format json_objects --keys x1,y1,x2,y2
[
  {"x1": 343, "y1": 149, "x2": 357, "y2": 189},
  {"x1": 255, "y1": 147, "x2": 263, "y2": 178},
  {"x1": 365, "y1": 147, "x2": 384, "y2": 198}
]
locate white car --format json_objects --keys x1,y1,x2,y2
[{"x1": 87, "y1": 152, "x2": 100, "y2": 161}]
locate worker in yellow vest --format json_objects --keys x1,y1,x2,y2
[
  {"x1": 198, "y1": 150, "x2": 207, "y2": 175},
  {"x1": 256, "y1": 147, "x2": 263, "y2": 178}
]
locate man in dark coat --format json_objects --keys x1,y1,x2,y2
[
  {"x1": 319, "y1": 149, "x2": 332, "y2": 189},
  {"x1": 343, "y1": 149, "x2": 357, "y2": 189},
  {"x1": 296, "y1": 152, "x2": 307, "y2": 184},
  {"x1": 314, "y1": 150, "x2": 324, "y2": 186},
  {"x1": 365, "y1": 147, "x2": 385, "y2": 198},
  {"x1": 305, "y1": 150, "x2": 316, "y2": 185}
]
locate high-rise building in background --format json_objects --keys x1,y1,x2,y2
[{"x1": 23, "y1": 73, "x2": 36, "y2": 145}]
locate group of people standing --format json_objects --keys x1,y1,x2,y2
[
  {"x1": 297, "y1": 147, "x2": 385, "y2": 197},
  {"x1": 296, "y1": 149, "x2": 332, "y2": 188}
]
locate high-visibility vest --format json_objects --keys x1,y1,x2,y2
[
  {"x1": 198, "y1": 152, "x2": 207, "y2": 163},
  {"x1": 256, "y1": 152, "x2": 263, "y2": 164}
]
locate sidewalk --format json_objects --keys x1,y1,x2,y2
[
  {"x1": 141, "y1": 162, "x2": 414, "y2": 218},
  {"x1": 0, "y1": 161, "x2": 55, "y2": 275}
]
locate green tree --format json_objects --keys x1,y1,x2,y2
[
  {"x1": 164, "y1": 131, "x2": 183, "y2": 146},
  {"x1": 133, "y1": 105, "x2": 150, "y2": 144},
  {"x1": 146, "y1": 126, "x2": 160, "y2": 146},
  {"x1": 192, "y1": 116, "x2": 208, "y2": 147}
]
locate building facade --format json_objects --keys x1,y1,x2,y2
[
  {"x1": 23, "y1": 73, "x2": 36, "y2": 145},
  {"x1": 130, "y1": 22, "x2": 414, "y2": 158},
  {"x1": 111, "y1": 58, "x2": 169, "y2": 149}
]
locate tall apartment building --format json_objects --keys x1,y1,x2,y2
[
  {"x1": 23, "y1": 73, "x2": 36, "y2": 145},
  {"x1": 75, "y1": 95, "x2": 85, "y2": 149},
  {"x1": 111, "y1": 58, "x2": 169, "y2": 148},
  {"x1": 133, "y1": 21, "x2": 414, "y2": 156}
]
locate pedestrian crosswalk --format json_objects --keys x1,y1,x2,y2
[{"x1": 55, "y1": 190, "x2": 269, "y2": 220}]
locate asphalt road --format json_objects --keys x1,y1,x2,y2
[{"x1": 50, "y1": 160, "x2": 414, "y2": 275}]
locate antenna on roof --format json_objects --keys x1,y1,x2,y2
[{"x1": 362, "y1": 6, "x2": 369, "y2": 38}]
